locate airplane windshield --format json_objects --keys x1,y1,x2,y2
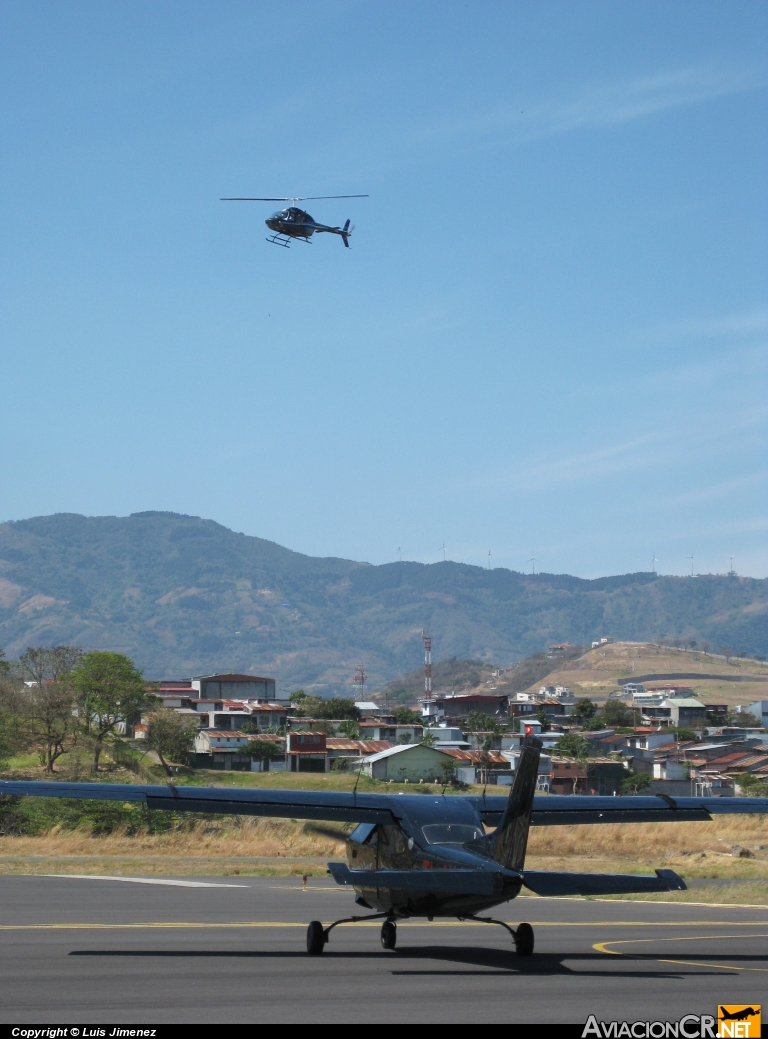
[{"x1": 421, "y1": 824, "x2": 484, "y2": 846}]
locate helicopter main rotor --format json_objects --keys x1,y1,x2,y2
[{"x1": 220, "y1": 195, "x2": 369, "y2": 202}]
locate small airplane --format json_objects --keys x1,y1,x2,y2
[
  {"x1": 2, "y1": 736, "x2": 768, "y2": 957},
  {"x1": 220, "y1": 195, "x2": 368, "y2": 248},
  {"x1": 719, "y1": 1009, "x2": 760, "y2": 1022}
]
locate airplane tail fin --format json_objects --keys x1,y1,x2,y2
[
  {"x1": 489, "y1": 735, "x2": 542, "y2": 872},
  {"x1": 341, "y1": 219, "x2": 350, "y2": 247}
]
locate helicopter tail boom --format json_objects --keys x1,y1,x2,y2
[{"x1": 341, "y1": 219, "x2": 351, "y2": 247}]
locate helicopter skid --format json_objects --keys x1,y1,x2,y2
[{"x1": 266, "y1": 231, "x2": 312, "y2": 248}]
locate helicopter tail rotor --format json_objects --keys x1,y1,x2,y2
[{"x1": 341, "y1": 219, "x2": 351, "y2": 247}]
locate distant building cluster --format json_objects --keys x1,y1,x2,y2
[{"x1": 130, "y1": 667, "x2": 768, "y2": 796}]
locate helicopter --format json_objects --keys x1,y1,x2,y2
[
  {"x1": 220, "y1": 194, "x2": 369, "y2": 248},
  {"x1": 3, "y1": 736, "x2": 768, "y2": 957}
]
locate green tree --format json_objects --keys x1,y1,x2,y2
[
  {"x1": 25, "y1": 681, "x2": 78, "y2": 773},
  {"x1": 439, "y1": 757, "x2": 457, "y2": 787},
  {"x1": 338, "y1": 718, "x2": 361, "y2": 739},
  {"x1": 393, "y1": 707, "x2": 421, "y2": 725},
  {"x1": 572, "y1": 698, "x2": 597, "y2": 723},
  {"x1": 535, "y1": 708, "x2": 551, "y2": 733},
  {"x1": 420, "y1": 730, "x2": 437, "y2": 746},
  {"x1": 601, "y1": 700, "x2": 634, "y2": 728},
  {"x1": 315, "y1": 698, "x2": 361, "y2": 721},
  {"x1": 666, "y1": 727, "x2": 697, "y2": 742},
  {"x1": 289, "y1": 690, "x2": 306, "y2": 703},
  {"x1": 467, "y1": 710, "x2": 493, "y2": 732},
  {"x1": 621, "y1": 771, "x2": 652, "y2": 794},
  {"x1": 72, "y1": 652, "x2": 147, "y2": 771},
  {"x1": 556, "y1": 733, "x2": 591, "y2": 759},
  {"x1": 737, "y1": 773, "x2": 768, "y2": 796},
  {"x1": 292, "y1": 695, "x2": 324, "y2": 718},
  {"x1": 0, "y1": 650, "x2": 10, "y2": 678},
  {"x1": 726, "y1": 712, "x2": 760, "y2": 728},
  {"x1": 144, "y1": 710, "x2": 196, "y2": 775},
  {"x1": 249, "y1": 739, "x2": 282, "y2": 771}
]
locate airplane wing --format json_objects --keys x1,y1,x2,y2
[
  {"x1": 1, "y1": 781, "x2": 767, "y2": 827},
  {"x1": 328, "y1": 862, "x2": 511, "y2": 896},
  {"x1": 522, "y1": 867, "x2": 686, "y2": 897},
  {"x1": 476, "y1": 794, "x2": 768, "y2": 826},
  {"x1": 0, "y1": 780, "x2": 395, "y2": 825}
]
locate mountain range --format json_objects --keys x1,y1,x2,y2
[{"x1": 0, "y1": 512, "x2": 765, "y2": 697}]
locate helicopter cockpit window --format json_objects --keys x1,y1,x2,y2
[{"x1": 420, "y1": 824, "x2": 484, "y2": 846}]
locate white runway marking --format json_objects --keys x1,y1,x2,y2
[{"x1": 42, "y1": 874, "x2": 249, "y2": 888}]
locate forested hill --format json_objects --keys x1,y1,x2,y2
[{"x1": 0, "y1": 512, "x2": 765, "y2": 696}]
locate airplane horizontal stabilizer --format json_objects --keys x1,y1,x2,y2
[
  {"x1": 477, "y1": 795, "x2": 768, "y2": 827},
  {"x1": 522, "y1": 867, "x2": 686, "y2": 897},
  {"x1": 328, "y1": 862, "x2": 511, "y2": 896}
]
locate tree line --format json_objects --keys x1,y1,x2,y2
[{"x1": 0, "y1": 646, "x2": 195, "y2": 775}]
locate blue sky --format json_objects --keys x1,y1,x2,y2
[{"x1": 1, "y1": 0, "x2": 766, "y2": 577}]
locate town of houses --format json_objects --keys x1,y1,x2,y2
[{"x1": 137, "y1": 665, "x2": 768, "y2": 797}]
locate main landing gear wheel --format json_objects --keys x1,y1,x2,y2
[
  {"x1": 514, "y1": 922, "x2": 534, "y2": 957},
  {"x1": 381, "y1": 920, "x2": 397, "y2": 950},
  {"x1": 307, "y1": 920, "x2": 326, "y2": 955}
]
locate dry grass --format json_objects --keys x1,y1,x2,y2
[
  {"x1": 1, "y1": 815, "x2": 767, "y2": 893},
  {"x1": 525, "y1": 816, "x2": 768, "y2": 884},
  {"x1": 0, "y1": 817, "x2": 348, "y2": 876}
]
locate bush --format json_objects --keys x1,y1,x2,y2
[
  {"x1": 0, "y1": 795, "x2": 182, "y2": 836},
  {"x1": 620, "y1": 772, "x2": 652, "y2": 794}
]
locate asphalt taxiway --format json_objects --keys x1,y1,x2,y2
[{"x1": 0, "y1": 875, "x2": 765, "y2": 1023}]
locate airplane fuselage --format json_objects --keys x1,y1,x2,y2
[{"x1": 342, "y1": 794, "x2": 522, "y2": 918}]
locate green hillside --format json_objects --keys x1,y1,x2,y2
[{"x1": 0, "y1": 512, "x2": 765, "y2": 696}]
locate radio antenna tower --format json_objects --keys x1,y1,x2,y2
[
  {"x1": 353, "y1": 665, "x2": 366, "y2": 701},
  {"x1": 421, "y1": 629, "x2": 432, "y2": 697}
]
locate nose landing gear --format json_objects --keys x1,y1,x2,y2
[{"x1": 380, "y1": 919, "x2": 397, "y2": 950}]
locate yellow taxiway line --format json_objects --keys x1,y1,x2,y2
[
  {"x1": 0, "y1": 920, "x2": 767, "y2": 932},
  {"x1": 593, "y1": 933, "x2": 768, "y2": 973}
]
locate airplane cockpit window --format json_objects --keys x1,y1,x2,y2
[{"x1": 421, "y1": 824, "x2": 484, "y2": 846}]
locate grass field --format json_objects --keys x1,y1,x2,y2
[{"x1": 0, "y1": 802, "x2": 766, "y2": 903}]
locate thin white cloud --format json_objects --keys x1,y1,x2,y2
[
  {"x1": 478, "y1": 432, "x2": 663, "y2": 494},
  {"x1": 473, "y1": 403, "x2": 767, "y2": 497},
  {"x1": 629, "y1": 307, "x2": 768, "y2": 346},
  {"x1": 670, "y1": 471, "x2": 768, "y2": 506},
  {"x1": 423, "y1": 63, "x2": 767, "y2": 149}
]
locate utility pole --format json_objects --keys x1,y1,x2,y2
[
  {"x1": 421, "y1": 630, "x2": 432, "y2": 698},
  {"x1": 652, "y1": 553, "x2": 657, "y2": 574},
  {"x1": 487, "y1": 550, "x2": 491, "y2": 571},
  {"x1": 440, "y1": 542, "x2": 446, "y2": 562},
  {"x1": 529, "y1": 551, "x2": 535, "y2": 575},
  {"x1": 398, "y1": 546, "x2": 401, "y2": 563},
  {"x1": 689, "y1": 555, "x2": 694, "y2": 577}
]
